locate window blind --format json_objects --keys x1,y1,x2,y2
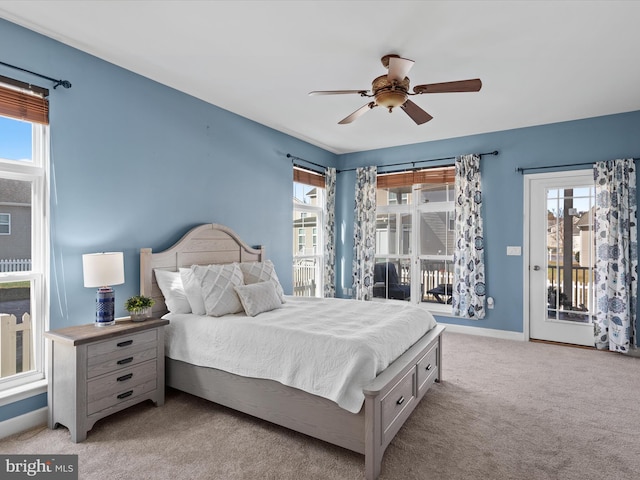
[
  {"x1": 377, "y1": 166, "x2": 455, "y2": 188},
  {"x1": 294, "y1": 166, "x2": 325, "y2": 188},
  {"x1": 0, "y1": 79, "x2": 49, "y2": 125}
]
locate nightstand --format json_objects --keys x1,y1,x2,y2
[{"x1": 45, "y1": 317, "x2": 169, "y2": 442}]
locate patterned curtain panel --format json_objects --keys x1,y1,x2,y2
[
  {"x1": 452, "y1": 154, "x2": 486, "y2": 319},
  {"x1": 324, "y1": 167, "x2": 336, "y2": 298},
  {"x1": 352, "y1": 166, "x2": 377, "y2": 300},
  {"x1": 593, "y1": 159, "x2": 637, "y2": 353}
]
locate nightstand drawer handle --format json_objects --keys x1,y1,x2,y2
[
  {"x1": 425, "y1": 363, "x2": 432, "y2": 371},
  {"x1": 117, "y1": 357, "x2": 134, "y2": 365},
  {"x1": 397, "y1": 396, "x2": 405, "y2": 405},
  {"x1": 117, "y1": 373, "x2": 133, "y2": 382},
  {"x1": 117, "y1": 340, "x2": 133, "y2": 347},
  {"x1": 117, "y1": 390, "x2": 133, "y2": 400}
]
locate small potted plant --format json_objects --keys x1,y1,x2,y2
[{"x1": 124, "y1": 295, "x2": 155, "y2": 322}]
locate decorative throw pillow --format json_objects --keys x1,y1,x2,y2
[
  {"x1": 238, "y1": 260, "x2": 285, "y2": 303},
  {"x1": 193, "y1": 263, "x2": 245, "y2": 317},
  {"x1": 153, "y1": 269, "x2": 191, "y2": 314},
  {"x1": 179, "y1": 267, "x2": 206, "y2": 315},
  {"x1": 234, "y1": 281, "x2": 282, "y2": 317}
]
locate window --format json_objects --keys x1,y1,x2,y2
[
  {"x1": 374, "y1": 167, "x2": 455, "y2": 310},
  {"x1": 0, "y1": 78, "x2": 49, "y2": 394},
  {"x1": 293, "y1": 167, "x2": 325, "y2": 298},
  {"x1": 0, "y1": 213, "x2": 9, "y2": 235}
]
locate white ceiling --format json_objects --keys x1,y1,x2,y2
[{"x1": 1, "y1": 1, "x2": 639, "y2": 154}]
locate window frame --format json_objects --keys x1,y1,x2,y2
[
  {"x1": 293, "y1": 177, "x2": 325, "y2": 298},
  {"x1": 375, "y1": 170, "x2": 455, "y2": 314},
  {"x1": 0, "y1": 118, "x2": 49, "y2": 399}
]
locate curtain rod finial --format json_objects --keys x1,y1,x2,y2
[{"x1": 53, "y1": 80, "x2": 72, "y2": 89}]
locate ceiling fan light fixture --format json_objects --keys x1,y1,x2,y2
[{"x1": 372, "y1": 75, "x2": 408, "y2": 109}]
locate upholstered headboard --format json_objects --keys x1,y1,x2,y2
[{"x1": 140, "y1": 223, "x2": 264, "y2": 316}]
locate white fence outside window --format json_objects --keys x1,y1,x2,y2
[{"x1": 0, "y1": 258, "x2": 31, "y2": 272}]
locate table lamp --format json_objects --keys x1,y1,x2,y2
[{"x1": 82, "y1": 252, "x2": 125, "y2": 326}]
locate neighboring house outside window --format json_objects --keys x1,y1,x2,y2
[
  {"x1": 0, "y1": 80, "x2": 49, "y2": 397},
  {"x1": 293, "y1": 167, "x2": 325, "y2": 298},
  {"x1": 374, "y1": 167, "x2": 455, "y2": 312}
]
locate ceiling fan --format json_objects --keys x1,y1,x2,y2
[{"x1": 309, "y1": 54, "x2": 482, "y2": 125}]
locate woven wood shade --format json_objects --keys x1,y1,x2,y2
[
  {"x1": 377, "y1": 166, "x2": 455, "y2": 188},
  {"x1": 0, "y1": 83, "x2": 49, "y2": 125},
  {"x1": 294, "y1": 166, "x2": 325, "y2": 188}
]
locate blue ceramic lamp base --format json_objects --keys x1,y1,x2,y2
[{"x1": 95, "y1": 286, "x2": 116, "y2": 326}]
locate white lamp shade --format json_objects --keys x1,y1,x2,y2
[{"x1": 82, "y1": 252, "x2": 125, "y2": 288}]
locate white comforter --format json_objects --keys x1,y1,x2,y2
[{"x1": 163, "y1": 296, "x2": 437, "y2": 413}]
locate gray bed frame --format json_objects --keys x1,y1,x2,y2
[{"x1": 140, "y1": 223, "x2": 445, "y2": 479}]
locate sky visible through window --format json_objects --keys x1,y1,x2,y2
[
  {"x1": 0, "y1": 115, "x2": 32, "y2": 161},
  {"x1": 293, "y1": 182, "x2": 314, "y2": 204}
]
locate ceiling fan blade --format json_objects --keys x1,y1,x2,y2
[
  {"x1": 338, "y1": 102, "x2": 377, "y2": 124},
  {"x1": 387, "y1": 56, "x2": 415, "y2": 82},
  {"x1": 413, "y1": 79, "x2": 482, "y2": 94},
  {"x1": 309, "y1": 90, "x2": 368, "y2": 96},
  {"x1": 400, "y1": 100, "x2": 433, "y2": 125}
]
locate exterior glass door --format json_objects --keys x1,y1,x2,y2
[{"x1": 527, "y1": 171, "x2": 595, "y2": 346}]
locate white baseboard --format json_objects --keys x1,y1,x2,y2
[
  {"x1": 440, "y1": 322, "x2": 526, "y2": 341},
  {"x1": 0, "y1": 406, "x2": 48, "y2": 440},
  {"x1": 628, "y1": 347, "x2": 640, "y2": 358}
]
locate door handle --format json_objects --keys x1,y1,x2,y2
[{"x1": 532, "y1": 265, "x2": 541, "y2": 271}]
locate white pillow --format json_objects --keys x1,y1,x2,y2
[
  {"x1": 179, "y1": 267, "x2": 206, "y2": 315},
  {"x1": 153, "y1": 269, "x2": 191, "y2": 314},
  {"x1": 193, "y1": 264, "x2": 245, "y2": 317},
  {"x1": 238, "y1": 260, "x2": 285, "y2": 303},
  {"x1": 234, "y1": 281, "x2": 282, "y2": 317}
]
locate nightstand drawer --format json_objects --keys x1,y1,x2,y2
[
  {"x1": 87, "y1": 345, "x2": 157, "y2": 379},
  {"x1": 87, "y1": 329, "x2": 157, "y2": 358},
  {"x1": 88, "y1": 359, "x2": 157, "y2": 404},
  {"x1": 87, "y1": 378, "x2": 158, "y2": 415}
]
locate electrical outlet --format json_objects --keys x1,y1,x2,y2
[{"x1": 487, "y1": 297, "x2": 494, "y2": 309}]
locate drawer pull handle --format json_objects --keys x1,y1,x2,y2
[
  {"x1": 117, "y1": 340, "x2": 133, "y2": 347},
  {"x1": 396, "y1": 396, "x2": 405, "y2": 406},
  {"x1": 117, "y1": 390, "x2": 133, "y2": 400},
  {"x1": 117, "y1": 357, "x2": 134, "y2": 365},
  {"x1": 425, "y1": 363, "x2": 432, "y2": 371},
  {"x1": 117, "y1": 373, "x2": 133, "y2": 382}
]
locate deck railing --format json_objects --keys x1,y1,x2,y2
[
  {"x1": 293, "y1": 259, "x2": 318, "y2": 297},
  {"x1": 0, "y1": 313, "x2": 31, "y2": 377},
  {"x1": 547, "y1": 265, "x2": 592, "y2": 311},
  {"x1": 293, "y1": 260, "x2": 592, "y2": 308}
]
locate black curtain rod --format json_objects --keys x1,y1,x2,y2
[
  {"x1": 336, "y1": 150, "x2": 499, "y2": 174},
  {"x1": 516, "y1": 158, "x2": 639, "y2": 174},
  {"x1": 287, "y1": 154, "x2": 328, "y2": 174},
  {"x1": 0, "y1": 60, "x2": 72, "y2": 90}
]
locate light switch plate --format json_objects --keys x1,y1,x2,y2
[{"x1": 506, "y1": 246, "x2": 521, "y2": 256}]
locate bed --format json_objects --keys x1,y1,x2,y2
[{"x1": 140, "y1": 223, "x2": 445, "y2": 480}]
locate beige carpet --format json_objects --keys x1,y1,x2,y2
[{"x1": 2, "y1": 332, "x2": 639, "y2": 480}]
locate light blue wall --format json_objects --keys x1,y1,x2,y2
[
  {"x1": 0, "y1": 18, "x2": 336, "y2": 423},
  {"x1": 334, "y1": 111, "x2": 640, "y2": 332}
]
